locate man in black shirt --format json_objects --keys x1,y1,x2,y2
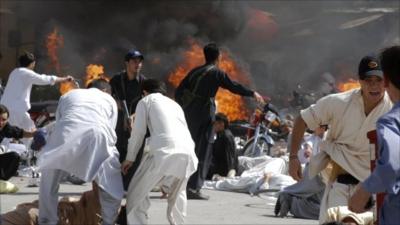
[
  {"x1": 0, "y1": 104, "x2": 35, "y2": 180},
  {"x1": 175, "y1": 43, "x2": 264, "y2": 199},
  {"x1": 110, "y1": 49, "x2": 146, "y2": 190},
  {"x1": 207, "y1": 113, "x2": 238, "y2": 180}
]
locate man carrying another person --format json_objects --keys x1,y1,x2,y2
[{"x1": 288, "y1": 54, "x2": 392, "y2": 223}]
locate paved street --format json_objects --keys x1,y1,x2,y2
[{"x1": 0, "y1": 176, "x2": 318, "y2": 224}]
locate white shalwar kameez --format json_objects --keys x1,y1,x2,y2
[
  {"x1": 300, "y1": 89, "x2": 392, "y2": 223},
  {"x1": 0, "y1": 68, "x2": 58, "y2": 131},
  {"x1": 37, "y1": 88, "x2": 124, "y2": 225},
  {"x1": 125, "y1": 93, "x2": 198, "y2": 225}
]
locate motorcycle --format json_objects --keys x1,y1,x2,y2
[
  {"x1": 29, "y1": 100, "x2": 58, "y2": 128},
  {"x1": 239, "y1": 103, "x2": 289, "y2": 157}
]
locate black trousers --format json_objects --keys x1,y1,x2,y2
[
  {"x1": 187, "y1": 122, "x2": 214, "y2": 191},
  {"x1": 0, "y1": 152, "x2": 20, "y2": 180}
]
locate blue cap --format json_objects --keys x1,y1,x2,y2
[
  {"x1": 30, "y1": 129, "x2": 47, "y2": 151},
  {"x1": 125, "y1": 49, "x2": 144, "y2": 61}
]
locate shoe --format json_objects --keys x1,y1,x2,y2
[
  {"x1": 187, "y1": 189, "x2": 209, "y2": 200},
  {"x1": 66, "y1": 174, "x2": 85, "y2": 185},
  {"x1": 276, "y1": 193, "x2": 291, "y2": 217}
]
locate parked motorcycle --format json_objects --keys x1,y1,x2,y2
[
  {"x1": 29, "y1": 100, "x2": 58, "y2": 128},
  {"x1": 239, "y1": 103, "x2": 289, "y2": 157}
]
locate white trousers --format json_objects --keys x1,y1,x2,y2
[
  {"x1": 8, "y1": 110, "x2": 36, "y2": 131},
  {"x1": 38, "y1": 169, "x2": 121, "y2": 225},
  {"x1": 126, "y1": 158, "x2": 188, "y2": 225}
]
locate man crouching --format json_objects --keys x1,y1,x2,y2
[
  {"x1": 121, "y1": 79, "x2": 198, "y2": 225},
  {"x1": 38, "y1": 79, "x2": 123, "y2": 225}
]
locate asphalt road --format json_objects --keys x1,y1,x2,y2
[{"x1": 0, "y1": 176, "x2": 318, "y2": 225}]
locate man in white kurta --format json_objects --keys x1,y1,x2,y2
[
  {"x1": 0, "y1": 52, "x2": 72, "y2": 132},
  {"x1": 288, "y1": 55, "x2": 392, "y2": 223},
  {"x1": 121, "y1": 79, "x2": 198, "y2": 225},
  {"x1": 37, "y1": 79, "x2": 123, "y2": 225}
]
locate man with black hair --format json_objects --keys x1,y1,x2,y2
[
  {"x1": 110, "y1": 49, "x2": 146, "y2": 190},
  {"x1": 38, "y1": 79, "x2": 123, "y2": 225},
  {"x1": 207, "y1": 112, "x2": 238, "y2": 179},
  {"x1": 0, "y1": 51, "x2": 73, "y2": 133},
  {"x1": 349, "y1": 46, "x2": 400, "y2": 225},
  {"x1": 122, "y1": 79, "x2": 198, "y2": 225},
  {"x1": 288, "y1": 54, "x2": 392, "y2": 223},
  {"x1": 0, "y1": 104, "x2": 36, "y2": 181},
  {"x1": 175, "y1": 42, "x2": 264, "y2": 200}
]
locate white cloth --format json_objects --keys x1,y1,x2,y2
[
  {"x1": 126, "y1": 154, "x2": 188, "y2": 225},
  {"x1": 39, "y1": 169, "x2": 69, "y2": 225},
  {"x1": 38, "y1": 88, "x2": 123, "y2": 200},
  {"x1": 203, "y1": 157, "x2": 295, "y2": 194},
  {"x1": 300, "y1": 89, "x2": 392, "y2": 222},
  {"x1": 1, "y1": 67, "x2": 57, "y2": 130},
  {"x1": 325, "y1": 205, "x2": 373, "y2": 225},
  {"x1": 126, "y1": 93, "x2": 198, "y2": 179},
  {"x1": 298, "y1": 134, "x2": 322, "y2": 164},
  {"x1": 125, "y1": 93, "x2": 198, "y2": 225}
]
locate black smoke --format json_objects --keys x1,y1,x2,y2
[{"x1": 4, "y1": 0, "x2": 400, "y2": 107}]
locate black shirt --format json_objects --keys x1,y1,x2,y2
[
  {"x1": 110, "y1": 71, "x2": 146, "y2": 114},
  {"x1": 110, "y1": 71, "x2": 146, "y2": 145},
  {"x1": 175, "y1": 64, "x2": 254, "y2": 128},
  {"x1": 175, "y1": 64, "x2": 254, "y2": 105},
  {"x1": 0, "y1": 123, "x2": 24, "y2": 143},
  {"x1": 209, "y1": 129, "x2": 238, "y2": 177}
]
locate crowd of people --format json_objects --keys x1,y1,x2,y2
[{"x1": 0, "y1": 43, "x2": 399, "y2": 225}]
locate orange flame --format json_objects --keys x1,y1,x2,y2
[
  {"x1": 59, "y1": 82, "x2": 76, "y2": 95},
  {"x1": 337, "y1": 78, "x2": 360, "y2": 92},
  {"x1": 45, "y1": 27, "x2": 76, "y2": 96},
  {"x1": 84, "y1": 64, "x2": 109, "y2": 87},
  {"x1": 46, "y1": 28, "x2": 64, "y2": 73},
  {"x1": 168, "y1": 41, "x2": 250, "y2": 121}
]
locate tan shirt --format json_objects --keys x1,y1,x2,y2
[{"x1": 301, "y1": 89, "x2": 392, "y2": 181}]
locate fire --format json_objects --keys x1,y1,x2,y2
[
  {"x1": 59, "y1": 82, "x2": 76, "y2": 95},
  {"x1": 337, "y1": 78, "x2": 361, "y2": 92},
  {"x1": 59, "y1": 64, "x2": 109, "y2": 96},
  {"x1": 168, "y1": 41, "x2": 250, "y2": 121},
  {"x1": 46, "y1": 28, "x2": 64, "y2": 73},
  {"x1": 45, "y1": 27, "x2": 77, "y2": 95},
  {"x1": 84, "y1": 64, "x2": 109, "y2": 87}
]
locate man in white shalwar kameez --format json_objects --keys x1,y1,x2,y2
[
  {"x1": 288, "y1": 55, "x2": 392, "y2": 223},
  {"x1": 121, "y1": 79, "x2": 198, "y2": 225},
  {"x1": 0, "y1": 52, "x2": 72, "y2": 132},
  {"x1": 37, "y1": 79, "x2": 123, "y2": 225}
]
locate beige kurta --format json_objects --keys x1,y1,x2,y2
[{"x1": 300, "y1": 89, "x2": 392, "y2": 223}]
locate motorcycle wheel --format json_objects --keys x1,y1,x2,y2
[{"x1": 241, "y1": 136, "x2": 271, "y2": 157}]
